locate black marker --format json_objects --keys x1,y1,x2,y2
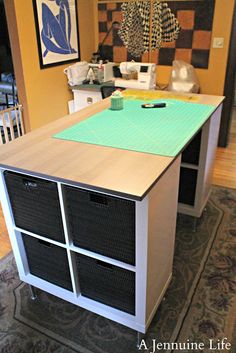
[{"x1": 141, "y1": 103, "x2": 166, "y2": 109}]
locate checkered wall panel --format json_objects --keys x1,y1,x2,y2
[{"x1": 98, "y1": 0, "x2": 215, "y2": 69}]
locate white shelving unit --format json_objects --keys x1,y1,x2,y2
[{"x1": 0, "y1": 155, "x2": 181, "y2": 334}]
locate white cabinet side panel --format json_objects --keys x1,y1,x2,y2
[
  {"x1": 201, "y1": 105, "x2": 222, "y2": 206},
  {"x1": 135, "y1": 197, "x2": 148, "y2": 332},
  {"x1": 146, "y1": 156, "x2": 181, "y2": 323},
  {"x1": 73, "y1": 90, "x2": 102, "y2": 112}
]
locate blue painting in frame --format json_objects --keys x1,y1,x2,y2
[{"x1": 33, "y1": 0, "x2": 80, "y2": 68}]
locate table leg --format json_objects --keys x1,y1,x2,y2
[
  {"x1": 28, "y1": 285, "x2": 37, "y2": 300},
  {"x1": 137, "y1": 331, "x2": 146, "y2": 348},
  {"x1": 192, "y1": 217, "x2": 198, "y2": 232}
]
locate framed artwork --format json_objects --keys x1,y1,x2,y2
[{"x1": 33, "y1": 0, "x2": 80, "y2": 68}]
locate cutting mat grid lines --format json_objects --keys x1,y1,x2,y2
[{"x1": 54, "y1": 100, "x2": 216, "y2": 157}]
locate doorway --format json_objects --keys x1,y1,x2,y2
[
  {"x1": 0, "y1": 0, "x2": 17, "y2": 109},
  {"x1": 218, "y1": 1, "x2": 236, "y2": 147}
]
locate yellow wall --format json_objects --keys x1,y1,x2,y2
[
  {"x1": 7, "y1": 0, "x2": 97, "y2": 131},
  {"x1": 156, "y1": 0, "x2": 235, "y2": 95},
  {"x1": 6, "y1": 0, "x2": 235, "y2": 132}
]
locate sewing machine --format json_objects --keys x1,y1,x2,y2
[{"x1": 115, "y1": 62, "x2": 156, "y2": 90}]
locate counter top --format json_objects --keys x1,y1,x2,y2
[
  {"x1": 0, "y1": 90, "x2": 224, "y2": 200},
  {"x1": 69, "y1": 81, "x2": 114, "y2": 92}
]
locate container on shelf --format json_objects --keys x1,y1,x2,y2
[
  {"x1": 76, "y1": 253, "x2": 135, "y2": 314},
  {"x1": 22, "y1": 234, "x2": 73, "y2": 291},
  {"x1": 64, "y1": 186, "x2": 135, "y2": 265},
  {"x1": 4, "y1": 171, "x2": 65, "y2": 242}
]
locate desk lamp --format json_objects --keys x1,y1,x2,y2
[{"x1": 92, "y1": 21, "x2": 121, "y2": 63}]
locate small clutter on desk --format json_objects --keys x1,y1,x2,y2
[
  {"x1": 64, "y1": 61, "x2": 89, "y2": 87},
  {"x1": 168, "y1": 60, "x2": 200, "y2": 94},
  {"x1": 64, "y1": 59, "x2": 116, "y2": 86},
  {"x1": 64, "y1": 57, "x2": 157, "y2": 114},
  {"x1": 122, "y1": 89, "x2": 200, "y2": 103},
  {"x1": 110, "y1": 90, "x2": 124, "y2": 111},
  {"x1": 141, "y1": 102, "x2": 166, "y2": 109},
  {"x1": 86, "y1": 67, "x2": 96, "y2": 85},
  {"x1": 64, "y1": 59, "x2": 157, "y2": 90},
  {"x1": 88, "y1": 62, "x2": 115, "y2": 84}
]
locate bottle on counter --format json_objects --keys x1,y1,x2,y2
[
  {"x1": 87, "y1": 68, "x2": 95, "y2": 84},
  {"x1": 97, "y1": 61, "x2": 104, "y2": 84}
]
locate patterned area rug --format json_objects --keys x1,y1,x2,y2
[{"x1": 0, "y1": 186, "x2": 235, "y2": 353}]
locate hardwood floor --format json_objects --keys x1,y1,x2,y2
[
  {"x1": 0, "y1": 203, "x2": 11, "y2": 258},
  {"x1": 213, "y1": 107, "x2": 236, "y2": 188},
  {"x1": 0, "y1": 108, "x2": 236, "y2": 260}
]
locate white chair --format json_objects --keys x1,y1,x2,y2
[{"x1": 0, "y1": 105, "x2": 24, "y2": 144}]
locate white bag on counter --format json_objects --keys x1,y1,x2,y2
[
  {"x1": 168, "y1": 60, "x2": 200, "y2": 93},
  {"x1": 64, "y1": 61, "x2": 88, "y2": 86}
]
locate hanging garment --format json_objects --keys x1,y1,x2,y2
[
  {"x1": 159, "y1": 2, "x2": 181, "y2": 43},
  {"x1": 118, "y1": 1, "x2": 181, "y2": 57},
  {"x1": 151, "y1": 1, "x2": 163, "y2": 50},
  {"x1": 119, "y1": 1, "x2": 150, "y2": 57}
]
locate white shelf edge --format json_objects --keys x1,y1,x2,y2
[
  {"x1": 70, "y1": 245, "x2": 136, "y2": 272},
  {"x1": 14, "y1": 227, "x2": 67, "y2": 248},
  {"x1": 180, "y1": 162, "x2": 199, "y2": 170},
  {"x1": 57, "y1": 182, "x2": 80, "y2": 297},
  {"x1": 77, "y1": 294, "x2": 144, "y2": 332},
  {"x1": 178, "y1": 202, "x2": 197, "y2": 217},
  {"x1": 21, "y1": 273, "x2": 76, "y2": 303},
  {"x1": 20, "y1": 273, "x2": 145, "y2": 332},
  {"x1": 178, "y1": 202, "x2": 194, "y2": 209},
  {"x1": 13, "y1": 227, "x2": 136, "y2": 272}
]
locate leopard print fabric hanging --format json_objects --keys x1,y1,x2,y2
[
  {"x1": 119, "y1": 1, "x2": 150, "y2": 57},
  {"x1": 152, "y1": 1, "x2": 162, "y2": 51},
  {"x1": 118, "y1": 1, "x2": 181, "y2": 57},
  {"x1": 159, "y1": 2, "x2": 181, "y2": 43}
]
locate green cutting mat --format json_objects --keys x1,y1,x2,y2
[{"x1": 54, "y1": 99, "x2": 216, "y2": 157}]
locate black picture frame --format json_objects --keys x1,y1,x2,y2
[{"x1": 32, "y1": 0, "x2": 80, "y2": 69}]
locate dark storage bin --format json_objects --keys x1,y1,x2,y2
[
  {"x1": 178, "y1": 167, "x2": 198, "y2": 206},
  {"x1": 76, "y1": 254, "x2": 135, "y2": 315},
  {"x1": 64, "y1": 186, "x2": 135, "y2": 265},
  {"x1": 182, "y1": 130, "x2": 202, "y2": 165},
  {"x1": 4, "y1": 171, "x2": 65, "y2": 243},
  {"x1": 22, "y1": 234, "x2": 72, "y2": 291}
]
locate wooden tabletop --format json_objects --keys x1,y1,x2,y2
[{"x1": 0, "y1": 90, "x2": 224, "y2": 200}]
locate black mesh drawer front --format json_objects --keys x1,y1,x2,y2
[
  {"x1": 64, "y1": 186, "x2": 135, "y2": 265},
  {"x1": 4, "y1": 171, "x2": 65, "y2": 243},
  {"x1": 22, "y1": 234, "x2": 72, "y2": 291},
  {"x1": 76, "y1": 254, "x2": 135, "y2": 315}
]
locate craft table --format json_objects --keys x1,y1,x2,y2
[{"x1": 0, "y1": 90, "x2": 223, "y2": 334}]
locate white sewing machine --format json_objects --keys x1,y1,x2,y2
[{"x1": 115, "y1": 62, "x2": 156, "y2": 90}]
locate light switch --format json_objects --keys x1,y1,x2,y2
[{"x1": 212, "y1": 37, "x2": 224, "y2": 48}]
